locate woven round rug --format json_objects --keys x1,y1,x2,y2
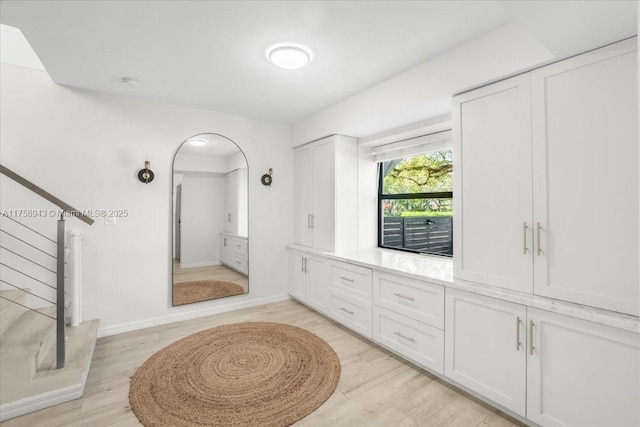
[
  {"x1": 129, "y1": 322, "x2": 341, "y2": 426},
  {"x1": 172, "y1": 280, "x2": 246, "y2": 306}
]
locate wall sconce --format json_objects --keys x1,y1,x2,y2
[
  {"x1": 138, "y1": 161, "x2": 155, "y2": 184},
  {"x1": 261, "y1": 168, "x2": 273, "y2": 186}
]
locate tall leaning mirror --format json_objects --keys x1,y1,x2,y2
[{"x1": 172, "y1": 133, "x2": 248, "y2": 306}]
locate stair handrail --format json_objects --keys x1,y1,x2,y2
[{"x1": 0, "y1": 164, "x2": 95, "y2": 225}]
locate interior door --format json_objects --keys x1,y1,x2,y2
[{"x1": 175, "y1": 184, "x2": 182, "y2": 260}]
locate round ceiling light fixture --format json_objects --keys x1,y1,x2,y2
[
  {"x1": 187, "y1": 139, "x2": 208, "y2": 147},
  {"x1": 267, "y1": 44, "x2": 312, "y2": 70}
]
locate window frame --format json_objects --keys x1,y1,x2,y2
[{"x1": 377, "y1": 158, "x2": 453, "y2": 257}]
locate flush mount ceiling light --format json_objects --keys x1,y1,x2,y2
[
  {"x1": 267, "y1": 45, "x2": 311, "y2": 70},
  {"x1": 188, "y1": 139, "x2": 208, "y2": 147}
]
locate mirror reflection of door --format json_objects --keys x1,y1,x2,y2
[{"x1": 172, "y1": 133, "x2": 248, "y2": 306}]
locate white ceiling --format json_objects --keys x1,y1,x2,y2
[
  {"x1": 0, "y1": 1, "x2": 637, "y2": 126},
  {"x1": 177, "y1": 134, "x2": 243, "y2": 158}
]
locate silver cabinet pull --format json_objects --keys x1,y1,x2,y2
[
  {"x1": 529, "y1": 320, "x2": 535, "y2": 355},
  {"x1": 339, "y1": 276, "x2": 354, "y2": 283},
  {"x1": 228, "y1": 213, "x2": 231, "y2": 222},
  {"x1": 394, "y1": 331, "x2": 415, "y2": 343},
  {"x1": 516, "y1": 316, "x2": 522, "y2": 350},
  {"x1": 523, "y1": 222, "x2": 529, "y2": 254},
  {"x1": 536, "y1": 222, "x2": 542, "y2": 256},
  {"x1": 393, "y1": 293, "x2": 415, "y2": 302},
  {"x1": 307, "y1": 214, "x2": 312, "y2": 229},
  {"x1": 301, "y1": 257, "x2": 307, "y2": 273},
  {"x1": 339, "y1": 307, "x2": 354, "y2": 315},
  {"x1": 310, "y1": 214, "x2": 315, "y2": 229}
]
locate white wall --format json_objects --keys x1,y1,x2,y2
[
  {"x1": 0, "y1": 62, "x2": 294, "y2": 336},
  {"x1": 179, "y1": 173, "x2": 224, "y2": 267},
  {"x1": 291, "y1": 23, "x2": 554, "y2": 145}
]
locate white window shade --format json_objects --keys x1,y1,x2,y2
[{"x1": 372, "y1": 130, "x2": 452, "y2": 163}]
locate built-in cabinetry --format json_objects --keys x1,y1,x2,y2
[
  {"x1": 372, "y1": 272, "x2": 444, "y2": 373},
  {"x1": 224, "y1": 168, "x2": 248, "y2": 236},
  {"x1": 293, "y1": 135, "x2": 358, "y2": 252},
  {"x1": 288, "y1": 250, "x2": 329, "y2": 314},
  {"x1": 453, "y1": 38, "x2": 638, "y2": 315},
  {"x1": 445, "y1": 288, "x2": 640, "y2": 425},
  {"x1": 219, "y1": 233, "x2": 248, "y2": 275}
]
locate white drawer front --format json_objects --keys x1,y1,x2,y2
[
  {"x1": 373, "y1": 306, "x2": 444, "y2": 374},
  {"x1": 329, "y1": 261, "x2": 373, "y2": 301},
  {"x1": 328, "y1": 289, "x2": 372, "y2": 338},
  {"x1": 373, "y1": 272, "x2": 444, "y2": 329},
  {"x1": 232, "y1": 240, "x2": 247, "y2": 256}
]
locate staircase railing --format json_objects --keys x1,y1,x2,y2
[{"x1": 0, "y1": 164, "x2": 93, "y2": 369}]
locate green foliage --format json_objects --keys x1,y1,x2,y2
[
  {"x1": 381, "y1": 150, "x2": 453, "y2": 217},
  {"x1": 383, "y1": 150, "x2": 452, "y2": 195}
]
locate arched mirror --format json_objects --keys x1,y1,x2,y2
[{"x1": 172, "y1": 133, "x2": 248, "y2": 306}]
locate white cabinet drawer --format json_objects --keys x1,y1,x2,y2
[
  {"x1": 373, "y1": 306, "x2": 444, "y2": 374},
  {"x1": 373, "y1": 272, "x2": 444, "y2": 329},
  {"x1": 232, "y1": 254, "x2": 247, "y2": 275},
  {"x1": 329, "y1": 261, "x2": 373, "y2": 301},
  {"x1": 232, "y1": 239, "x2": 247, "y2": 256},
  {"x1": 328, "y1": 289, "x2": 372, "y2": 338}
]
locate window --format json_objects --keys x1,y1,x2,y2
[{"x1": 375, "y1": 132, "x2": 453, "y2": 257}]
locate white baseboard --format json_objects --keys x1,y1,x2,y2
[
  {"x1": 97, "y1": 294, "x2": 290, "y2": 338},
  {"x1": 178, "y1": 260, "x2": 221, "y2": 269},
  {"x1": 0, "y1": 384, "x2": 82, "y2": 422}
]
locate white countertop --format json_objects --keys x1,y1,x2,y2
[{"x1": 287, "y1": 244, "x2": 639, "y2": 333}]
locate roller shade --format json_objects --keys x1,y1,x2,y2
[{"x1": 372, "y1": 130, "x2": 452, "y2": 162}]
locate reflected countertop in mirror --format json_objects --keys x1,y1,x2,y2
[{"x1": 172, "y1": 133, "x2": 248, "y2": 306}]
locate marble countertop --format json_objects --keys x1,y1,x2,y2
[
  {"x1": 219, "y1": 232, "x2": 248, "y2": 240},
  {"x1": 287, "y1": 244, "x2": 639, "y2": 334}
]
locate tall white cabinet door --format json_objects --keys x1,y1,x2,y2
[
  {"x1": 287, "y1": 251, "x2": 306, "y2": 301},
  {"x1": 311, "y1": 140, "x2": 336, "y2": 252},
  {"x1": 453, "y1": 74, "x2": 534, "y2": 293},
  {"x1": 293, "y1": 145, "x2": 314, "y2": 247},
  {"x1": 531, "y1": 39, "x2": 639, "y2": 315},
  {"x1": 445, "y1": 289, "x2": 527, "y2": 416},
  {"x1": 305, "y1": 257, "x2": 329, "y2": 314},
  {"x1": 527, "y1": 308, "x2": 640, "y2": 427}
]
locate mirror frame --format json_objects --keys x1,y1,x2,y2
[{"x1": 170, "y1": 133, "x2": 249, "y2": 306}]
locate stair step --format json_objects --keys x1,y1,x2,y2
[
  {"x1": 0, "y1": 289, "x2": 29, "y2": 335},
  {"x1": 0, "y1": 306, "x2": 57, "y2": 360},
  {"x1": 0, "y1": 319, "x2": 100, "y2": 418},
  {"x1": 35, "y1": 319, "x2": 100, "y2": 376}
]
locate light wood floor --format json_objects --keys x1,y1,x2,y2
[
  {"x1": 2, "y1": 299, "x2": 525, "y2": 427},
  {"x1": 173, "y1": 260, "x2": 248, "y2": 291}
]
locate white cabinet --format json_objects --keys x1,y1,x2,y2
[
  {"x1": 287, "y1": 251, "x2": 329, "y2": 314},
  {"x1": 224, "y1": 168, "x2": 248, "y2": 236},
  {"x1": 445, "y1": 289, "x2": 527, "y2": 416},
  {"x1": 220, "y1": 234, "x2": 248, "y2": 275},
  {"x1": 373, "y1": 272, "x2": 444, "y2": 329},
  {"x1": 530, "y1": 39, "x2": 638, "y2": 315},
  {"x1": 329, "y1": 261, "x2": 373, "y2": 302},
  {"x1": 527, "y1": 308, "x2": 640, "y2": 427},
  {"x1": 453, "y1": 74, "x2": 534, "y2": 294},
  {"x1": 453, "y1": 39, "x2": 638, "y2": 315},
  {"x1": 293, "y1": 135, "x2": 358, "y2": 252},
  {"x1": 373, "y1": 306, "x2": 444, "y2": 374},
  {"x1": 328, "y1": 288, "x2": 372, "y2": 338}
]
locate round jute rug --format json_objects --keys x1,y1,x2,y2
[
  {"x1": 129, "y1": 322, "x2": 341, "y2": 427},
  {"x1": 172, "y1": 280, "x2": 246, "y2": 306}
]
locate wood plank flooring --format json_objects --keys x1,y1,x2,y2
[
  {"x1": 173, "y1": 260, "x2": 248, "y2": 292},
  {"x1": 2, "y1": 299, "x2": 525, "y2": 427}
]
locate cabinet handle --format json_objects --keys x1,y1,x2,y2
[
  {"x1": 523, "y1": 222, "x2": 529, "y2": 254},
  {"x1": 224, "y1": 238, "x2": 227, "y2": 247},
  {"x1": 307, "y1": 214, "x2": 312, "y2": 229},
  {"x1": 339, "y1": 307, "x2": 354, "y2": 316},
  {"x1": 393, "y1": 293, "x2": 415, "y2": 302},
  {"x1": 228, "y1": 213, "x2": 231, "y2": 222},
  {"x1": 516, "y1": 316, "x2": 522, "y2": 350},
  {"x1": 339, "y1": 276, "x2": 354, "y2": 283},
  {"x1": 394, "y1": 331, "x2": 415, "y2": 343},
  {"x1": 301, "y1": 257, "x2": 307, "y2": 273},
  {"x1": 529, "y1": 320, "x2": 535, "y2": 355},
  {"x1": 536, "y1": 222, "x2": 542, "y2": 256},
  {"x1": 311, "y1": 214, "x2": 315, "y2": 229}
]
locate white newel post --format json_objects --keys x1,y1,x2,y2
[{"x1": 66, "y1": 231, "x2": 83, "y2": 326}]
